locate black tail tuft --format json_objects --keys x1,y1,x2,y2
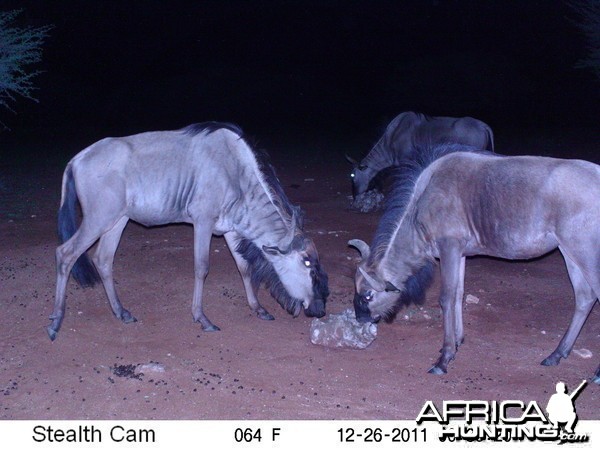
[{"x1": 57, "y1": 166, "x2": 101, "y2": 288}]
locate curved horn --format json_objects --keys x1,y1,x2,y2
[
  {"x1": 358, "y1": 267, "x2": 385, "y2": 292},
  {"x1": 348, "y1": 239, "x2": 370, "y2": 260}
]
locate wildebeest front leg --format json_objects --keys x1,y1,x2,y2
[
  {"x1": 542, "y1": 250, "x2": 597, "y2": 366},
  {"x1": 429, "y1": 241, "x2": 463, "y2": 375},
  {"x1": 224, "y1": 232, "x2": 274, "y2": 321},
  {"x1": 92, "y1": 217, "x2": 136, "y2": 323},
  {"x1": 191, "y1": 222, "x2": 220, "y2": 331}
]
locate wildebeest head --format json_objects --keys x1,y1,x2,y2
[
  {"x1": 346, "y1": 155, "x2": 377, "y2": 198},
  {"x1": 261, "y1": 233, "x2": 328, "y2": 318},
  {"x1": 349, "y1": 238, "x2": 434, "y2": 323},
  {"x1": 348, "y1": 239, "x2": 403, "y2": 323}
]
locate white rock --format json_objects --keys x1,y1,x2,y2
[
  {"x1": 137, "y1": 362, "x2": 166, "y2": 373},
  {"x1": 572, "y1": 348, "x2": 593, "y2": 359},
  {"x1": 465, "y1": 294, "x2": 480, "y2": 304}
]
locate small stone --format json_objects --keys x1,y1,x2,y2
[
  {"x1": 137, "y1": 362, "x2": 166, "y2": 373},
  {"x1": 465, "y1": 294, "x2": 480, "y2": 304},
  {"x1": 572, "y1": 348, "x2": 593, "y2": 359}
]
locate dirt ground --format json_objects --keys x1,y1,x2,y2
[{"x1": 0, "y1": 131, "x2": 598, "y2": 420}]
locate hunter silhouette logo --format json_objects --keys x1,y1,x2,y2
[
  {"x1": 545, "y1": 380, "x2": 587, "y2": 434},
  {"x1": 416, "y1": 379, "x2": 590, "y2": 443}
]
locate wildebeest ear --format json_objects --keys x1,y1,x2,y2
[
  {"x1": 345, "y1": 154, "x2": 358, "y2": 165},
  {"x1": 348, "y1": 239, "x2": 370, "y2": 260},
  {"x1": 384, "y1": 281, "x2": 401, "y2": 293},
  {"x1": 358, "y1": 267, "x2": 385, "y2": 292}
]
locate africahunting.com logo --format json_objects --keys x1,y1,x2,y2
[{"x1": 416, "y1": 380, "x2": 590, "y2": 444}]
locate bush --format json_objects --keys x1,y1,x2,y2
[
  {"x1": 570, "y1": 0, "x2": 600, "y2": 80},
  {"x1": 0, "y1": 9, "x2": 52, "y2": 126}
]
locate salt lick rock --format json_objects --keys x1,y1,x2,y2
[{"x1": 310, "y1": 308, "x2": 377, "y2": 349}]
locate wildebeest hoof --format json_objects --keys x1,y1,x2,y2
[
  {"x1": 541, "y1": 353, "x2": 562, "y2": 366},
  {"x1": 257, "y1": 311, "x2": 275, "y2": 321},
  {"x1": 120, "y1": 309, "x2": 137, "y2": 323},
  {"x1": 202, "y1": 324, "x2": 221, "y2": 332},
  {"x1": 47, "y1": 326, "x2": 58, "y2": 341},
  {"x1": 593, "y1": 374, "x2": 600, "y2": 385},
  {"x1": 428, "y1": 365, "x2": 447, "y2": 375}
]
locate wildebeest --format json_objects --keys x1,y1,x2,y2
[
  {"x1": 48, "y1": 122, "x2": 328, "y2": 340},
  {"x1": 346, "y1": 111, "x2": 495, "y2": 198},
  {"x1": 349, "y1": 144, "x2": 598, "y2": 377}
]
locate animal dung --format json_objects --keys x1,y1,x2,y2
[
  {"x1": 351, "y1": 190, "x2": 384, "y2": 213},
  {"x1": 310, "y1": 308, "x2": 377, "y2": 349}
]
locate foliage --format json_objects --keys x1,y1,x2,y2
[
  {"x1": 570, "y1": 0, "x2": 600, "y2": 80},
  {"x1": 0, "y1": 9, "x2": 52, "y2": 119}
]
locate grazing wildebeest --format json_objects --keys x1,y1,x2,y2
[
  {"x1": 346, "y1": 111, "x2": 494, "y2": 198},
  {"x1": 49, "y1": 122, "x2": 328, "y2": 340},
  {"x1": 349, "y1": 144, "x2": 598, "y2": 378}
]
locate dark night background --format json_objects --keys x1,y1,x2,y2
[{"x1": 1, "y1": 0, "x2": 598, "y2": 160}]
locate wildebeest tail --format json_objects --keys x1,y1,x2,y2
[{"x1": 58, "y1": 165, "x2": 100, "y2": 287}]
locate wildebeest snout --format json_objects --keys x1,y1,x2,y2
[
  {"x1": 304, "y1": 298, "x2": 326, "y2": 318},
  {"x1": 353, "y1": 293, "x2": 376, "y2": 323}
]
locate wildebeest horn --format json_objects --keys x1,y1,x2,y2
[
  {"x1": 358, "y1": 267, "x2": 385, "y2": 292},
  {"x1": 345, "y1": 154, "x2": 358, "y2": 165},
  {"x1": 348, "y1": 239, "x2": 370, "y2": 260}
]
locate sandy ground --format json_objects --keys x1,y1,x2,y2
[{"x1": 0, "y1": 132, "x2": 598, "y2": 420}]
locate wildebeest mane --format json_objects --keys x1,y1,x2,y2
[
  {"x1": 181, "y1": 121, "x2": 244, "y2": 137},
  {"x1": 370, "y1": 143, "x2": 483, "y2": 266},
  {"x1": 368, "y1": 159, "x2": 421, "y2": 266},
  {"x1": 367, "y1": 144, "x2": 486, "y2": 319},
  {"x1": 368, "y1": 155, "x2": 436, "y2": 318},
  {"x1": 183, "y1": 121, "x2": 304, "y2": 227},
  {"x1": 250, "y1": 147, "x2": 305, "y2": 228}
]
